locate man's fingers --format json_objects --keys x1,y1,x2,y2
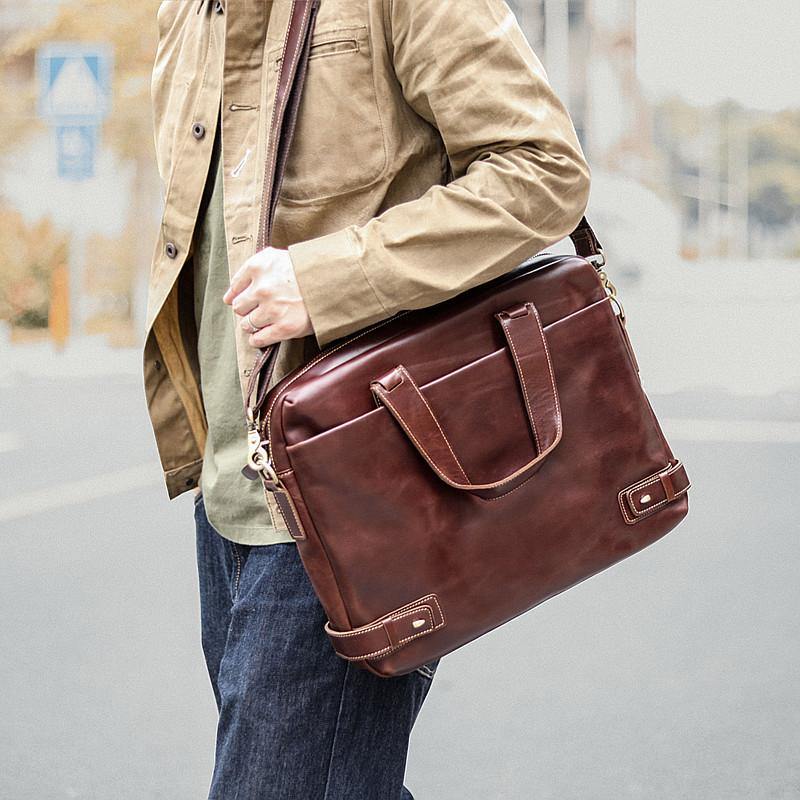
[
  {"x1": 224, "y1": 248, "x2": 282, "y2": 304},
  {"x1": 249, "y1": 323, "x2": 286, "y2": 348},
  {"x1": 223, "y1": 261, "x2": 257, "y2": 304},
  {"x1": 230, "y1": 290, "x2": 259, "y2": 318}
]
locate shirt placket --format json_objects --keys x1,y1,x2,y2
[
  {"x1": 219, "y1": 0, "x2": 295, "y2": 531},
  {"x1": 219, "y1": 0, "x2": 278, "y2": 405}
]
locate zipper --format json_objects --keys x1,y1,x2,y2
[
  {"x1": 255, "y1": 311, "x2": 412, "y2": 482},
  {"x1": 251, "y1": 254, "x2": 583, "y2": 488},
  {"x1": 255, "y1": 255, "x2": 577, "y2": 446}
]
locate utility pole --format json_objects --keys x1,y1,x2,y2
[
  {"x1": 698, "y1": 106, "x2": 721, "y2": 259},
  {"x1": 544, "y1": 0, "x2": 570, "y2": 106},
  {"x1": 726, "y1": 114, "x2": 750, "y2": 258}
]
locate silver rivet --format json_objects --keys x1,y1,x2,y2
[
  {"x1": 640, "y1": 493, "x2": 652, "y2": 504},
  {"x1": 412, "y1": 618, "x2": 426, "y2": 629}
]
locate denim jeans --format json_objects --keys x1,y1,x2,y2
[{"x1": 193, "y1": 491, "x2": 438, "y2": 799}]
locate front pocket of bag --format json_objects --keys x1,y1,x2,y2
[
  {"x1": 270, "y1": 25, "x2": 388, "y2": 202},
  {"x1": 283, "y1": 343, "x2": 540, "y2": 503}
]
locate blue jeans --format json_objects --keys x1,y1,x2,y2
[{"x1": 194, "y1": 492, "x2": 438, "y2": 799}]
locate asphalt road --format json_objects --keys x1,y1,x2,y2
[{"x1": 0, "y1": 374, "x2": 798, "y2": 799}]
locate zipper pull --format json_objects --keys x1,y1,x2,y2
[{"x1": 242, "y1": 407, "x2": 283, "y2": 490}]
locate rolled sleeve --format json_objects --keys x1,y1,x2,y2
[{"x1": 288, "y1": 227, "x2": 388, "y2": 347}]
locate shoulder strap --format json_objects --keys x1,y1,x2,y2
[
  {"x1": 569, "y1": 216, "x2": 604, "y2": 262},
  {"x1": 257, "y1": 0, "x2": 320, "y2": 250},
  {"x1": 244, "y1": 0, "x2": 320, "y2": 415}
]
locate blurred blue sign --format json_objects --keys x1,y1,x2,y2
[
  {"x1": 55, "y1": 125, "x2": 97, "y2": 181},
  {"x1": 37, "y1": 43, "x2": 112, "y2": 181},
  {"x1": 37, "y1": 42, "x2": 113, "y2": 125}
]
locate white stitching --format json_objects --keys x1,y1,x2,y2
[
  {"x1": 331, "y1": 611, "x2": 435, "y2": 661},
  {"x1": 525, "y1": 302, "x2": 562, "y2": 445},
  {"x1": 325, "y1": 595, "x2": 445, "y2": 660},
  {"x1": 374, "y1": 389, "x2": 461, "y2": 487},
  {"x1": 617, "y1": 462, "x2": 689, "y2": 524},
  {"x1": 264, "y1": 310, "x2": 411, "y2": 445},
  {"x1": 396, "y1": 366, "x2": 470, "y2": 483},
  {"x1": 499, "y1": 315, "x2": 541, "y2": 452},
  {"x1": 263, "y1": 0, "x2": 311, "y2": 243},
  {"x1": 231, "y1": 542, "x2": 243, "y2": 597},
  {"x1": 327, "y1": 594, "x2": 444, "y2": 637}
]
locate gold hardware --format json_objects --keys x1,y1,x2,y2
[
  {"x1": 596, "y1": 266, "x2": 626, "y2": 324},
  {"x1": 586, "y1": 249, "x2": 625, "y2": 323},
  {"x1": 412, "y1": 618, "x2": 426, "y2": 629},
  {"x1": 246, "y1": 423, "x2": 283, "y2": 491},
  {"x1": 640, "y1": 493, "x2": 652, "y2": 504}
]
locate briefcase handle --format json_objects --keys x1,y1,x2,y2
[{"x1": 370, "y1": 300, "x2": 561, "y2": 500}]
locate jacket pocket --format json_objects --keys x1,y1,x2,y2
[{"x1": 270, "y1": 25, "x2": 388, "y2": 203}]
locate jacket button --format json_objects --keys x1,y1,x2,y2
[
  {"x1": 214, "y1": 0, "x2": 224, "y2": 12},
  {"x1": 192, "y1": 122, "x2": 206, "y2": 140},
  {"x1": 165, "y1": 242, "x2": 178, "y2": 259}
]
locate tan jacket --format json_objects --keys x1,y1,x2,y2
[{"x1": 146, "y1": 0, "x2": 591, "y2": 503}]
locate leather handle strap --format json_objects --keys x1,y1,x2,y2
[{"x1": 371, "y1": 301, "x2": 562, "y2": 499}]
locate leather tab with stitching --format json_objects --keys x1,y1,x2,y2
[
  {"x1": 618, "y1": 460, "x2": 690, "y2": 525},
  {"x1": 325, "y1": 594, "x2": 446, "y2": 661}
]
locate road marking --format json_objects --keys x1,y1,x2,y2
[
  {"x1": 0, "y1": 418, "x2": 796, "y2": 523},
  {"x1": 663, "y1": 418, "x2": 800, "y2": 443},
  {"x1": 0, "y1": 432, "x2": 23, "y2": 454},
  {"x1": 0, "y1": 464, "x2": 161, "y2": 523}
]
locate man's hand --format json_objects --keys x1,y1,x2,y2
[{"x1": 223, "y1": 247, "x2": 313, "y2": 348}]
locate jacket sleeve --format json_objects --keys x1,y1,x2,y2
[{"x1": 288, "y1": 0, "x2": 591, "y2": 348}]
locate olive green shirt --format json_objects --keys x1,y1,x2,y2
[{"x1": 192, "y1": 120, "x2": 294, "y2": 546}]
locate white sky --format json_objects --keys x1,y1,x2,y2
[{"x1": 636, "y1": 0, "x2": 800, "y2": 111}]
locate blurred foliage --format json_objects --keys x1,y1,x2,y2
[
  {"x1": 655, "y1": 98, "x2": 800, "y2": 253},
  {"x1": 749, "y1": 111, "x2": 800, "y2": 230},
  {"x1": 0, "y1": 1, "x2": 159, "y2": 329},
  {"x1": 0, "y1": 205, "x2": 67, "y2": 326}
]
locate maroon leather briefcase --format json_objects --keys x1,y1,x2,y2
[
  {"x1": 244, "y1": 230, "x2": 690, "y2": 677},
  {"x1": 243, "y1": 0, "x2": 691, "y2": 677}
]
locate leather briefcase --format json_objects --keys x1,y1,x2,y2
[{"x1": 243, "y1": 0, "x2": 691, "y2": 677}]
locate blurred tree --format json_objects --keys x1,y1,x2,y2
[
  {"x1": 655, "y1": 98, "x2": 800, "y2": 257},
  {"x1": 0, "y1": 204, "x2": 67, "y2": 327},
  {"x1": 748, "y1": 111, "x2": 800, "y2": 232}
]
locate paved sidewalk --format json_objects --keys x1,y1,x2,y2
[{"x1": 1, "y1": 374, "x2": 799, "y2": 798}]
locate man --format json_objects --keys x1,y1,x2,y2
[{"x1": 145, "y1": 0, "x2": 590, "y2": 796}]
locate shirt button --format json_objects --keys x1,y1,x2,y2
[
  {"x1": 165, "y1": 242, "x2": 178, "y2": 259},
  {"x1": 192, "y1": 122, "x2": 206, "y2": 140}
]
